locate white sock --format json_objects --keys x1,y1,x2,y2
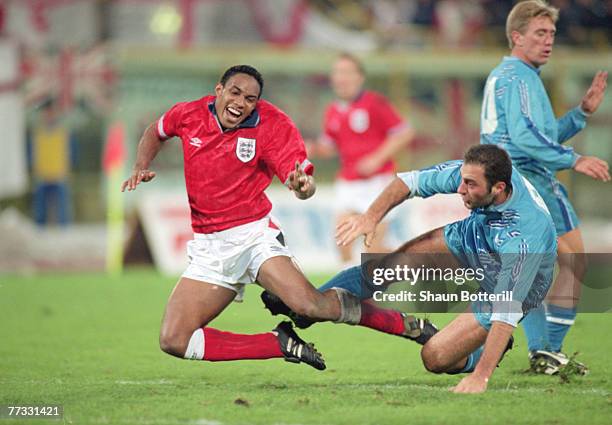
[{"x1": 184, "y1": 328, "x2": 205, "y2": 360}]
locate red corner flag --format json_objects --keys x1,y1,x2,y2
[{"x1": 102, "y1": 121, "x2": 126, "y2": 174}]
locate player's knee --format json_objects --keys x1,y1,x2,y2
[
  {"x1": 559, "y1": 252, "x2": 587, "y2": 281},
  {"x1": 421, "y1": 343, "x2": 447, "y2": 374},
  {"x1": 159, "y1": 329, "x2": 188, "y2": 358}
]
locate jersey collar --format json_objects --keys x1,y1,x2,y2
[
  {"x1": 504, "y1": 56, "x2": 541, "y2": 75},
  {"x1": 208, "y1": 99, "x2": 261, "y2": 132},
  {"x1": 335, "y1": 90, "x2": 366, "y2": 110}
]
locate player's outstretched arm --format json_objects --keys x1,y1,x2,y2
[
  {"x1": 451, "y1": 321, "x2": 514, "y2": 394},
  {"x1": 336, "y1": 177, "x2": 410, "y2": 247},
  {"x1": 121, "y1": 122, "x2": 163, "y2": 192}
]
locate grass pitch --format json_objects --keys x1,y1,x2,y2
[{"x1": 1, "y1": 269, "x2": 611, "y2": 425}]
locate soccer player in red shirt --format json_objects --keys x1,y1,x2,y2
[
  {"x1": 121, "y1": 65, "x2": 351, "y2": 370},
  {"x1": 309, "y1": 53, "x2": 414, "y2": 266}
]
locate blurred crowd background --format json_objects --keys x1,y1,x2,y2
[{"x1": 0, "y1": 0, "x2": 610, "y2": 272}]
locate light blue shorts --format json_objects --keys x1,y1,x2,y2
[
  {"x1": 470, "y1": 300, "x2": 494, "y2": 330},
  {"x1": 520, "y1": 170, "x2": 579, "y2": 236},
  {"x1": 443, "y1": 218, "x2": 473, "y2": 267},
  {"x1": 444, "y1": 222, "x2": 493, "y2": 330}
]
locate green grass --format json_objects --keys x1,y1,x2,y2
[{"x1": 1, "y1": 269, "x2": 611, "y2": 425}]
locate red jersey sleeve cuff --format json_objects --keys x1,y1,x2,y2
[
  {"x1": 283, "y1": 159, "x2": 315, "y2": 185},
  {"x1": 156, "y1": 114, "x2": 170, "y2": 140},
  {"x1": 302, "y1": 159, "x2": 314, "y2": 175}
]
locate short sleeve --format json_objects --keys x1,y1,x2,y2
[
  {"x1": 397, "y1": 160, "x2": 463, "y2": 198},
  {"x1": 156, "y1": 102, "x2": 188, "y2": 140},
  {"x1": 264, "y1": 116, "x2": 314, "y2": 184},
  {"x1": 374, "y1": 94, "x2": 407, "y2": 135}
]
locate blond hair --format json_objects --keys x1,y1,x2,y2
[{"x1": 506, "y1": 0, "x2": 559, "y2": 48}]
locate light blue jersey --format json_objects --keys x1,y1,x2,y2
[
  {"x1": 480, "y1": 56, "x2": 588, "y2": 235},
  {"x1": 399, "y1": 160, "x2": 557, "y2": 327}
]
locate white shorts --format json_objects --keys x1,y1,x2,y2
[
  {"x1": 181, "y1": 216, "x2": 292, "y2": 302},
  {"x1": 334, "y1": 173, "x2": 397, "y2": 221}
]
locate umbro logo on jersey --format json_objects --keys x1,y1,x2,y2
[
  {"x1": 190, "y1": 138, "x2": 202, "y2": 148},
  {"x1": 236, "y1": 137, "x2": 256, "y2": 163}
]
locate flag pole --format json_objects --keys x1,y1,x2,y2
[{"x1": 103, "y1": 121, "x2": 126, "y2": 276}]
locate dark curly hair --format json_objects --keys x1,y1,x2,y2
[
  {"x1": 464, "y1": 144, "x2": 513, "y2": 194},
  {"x1": 219, "y1": 65, "x2": 264, "y2": 98}
]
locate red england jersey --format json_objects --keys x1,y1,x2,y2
[
  {"x1": 322, "y1": 90, "x2": 407, "y2": 181},
  {"x1": 156, "y1": 95, "x2": 313, "y2": 233}
]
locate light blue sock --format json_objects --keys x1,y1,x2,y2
[
  {"x1": 521, "y1": 304, "x2": 551, "y2": 352},
  {"x1": 317, "y1": 265, "x2": 373, "y2": 300},
  {"x1": 546, "y1": 304, "x2": 577, "y2": 352},
  {"x1": 461, "y1": 346, "x2": 484, "y2": 373},
  {"x1": 446, "y1": 346, "x2": 484, "y2": 374}
]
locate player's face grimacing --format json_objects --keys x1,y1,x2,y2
[
  {"x1": 513, "y1": 15, "x2": 556, "y2": 68},
  {"x1": 330, "y1": 58, "x2": 365, "y2": 102},
  {"x1": 457, "y1": 164, "x2": 498, "y2": 209},
  {"x1": 214, "y1": 73, "x2": 261, "y2": 129}
]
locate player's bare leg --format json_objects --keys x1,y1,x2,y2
[
  {"x1": 257, "y1": 256, "x2": 341, "y2": 322},
  {"x1": 368, "y1": 226, "x2": 460, "y2": 279},
  {"x1": 546, "y1": 228, "x2": 586, "y2": 308},
  {"x1": 159, "y1": 276, "x2": 325, "y2": 369},
  {"x1": 261, "y1": 227, "x2": 451, "y2": 344},
  {"x1": 264, "y1": 227, "x2": 454, "y2": 315},
  {"x1": 160, "y1": 277, "x2": 235, "y2": 357},
  {"x1": 261, "y1": 226, "x2": 453, "y2": 315},
  {"x1": 420, "y1": 311, "x2": 488, "y2": 373},
  {"x1": 396, "y1": 226, "x2": 453, "y2": 257}
]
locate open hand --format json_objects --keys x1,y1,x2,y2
[
  {"x1": 580, "y1": 71, "x2": 608, "y2": 115},
  {"x1": 335, "y1": 213, "x2": 377, "y2": 248},
  {"x1": 121, "y1": 169, "x2": 156, "y2": 192},
  {"x1": 451, "y1": 374, "x2": 488, "y2": 394},
  {"x1": 574, "y1": 156, "x2": 610, "y2": 182}
]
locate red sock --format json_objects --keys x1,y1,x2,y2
[
  {"x1": 358, "y1": 302, "x2": 405, "y2": 335},
  {"x1": 202, "y1": 328, "x2": 283, "y2": 361}
]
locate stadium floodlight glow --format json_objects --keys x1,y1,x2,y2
[{"x1": 150, "y1": 5, "x2": 182, "y2": 36}]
